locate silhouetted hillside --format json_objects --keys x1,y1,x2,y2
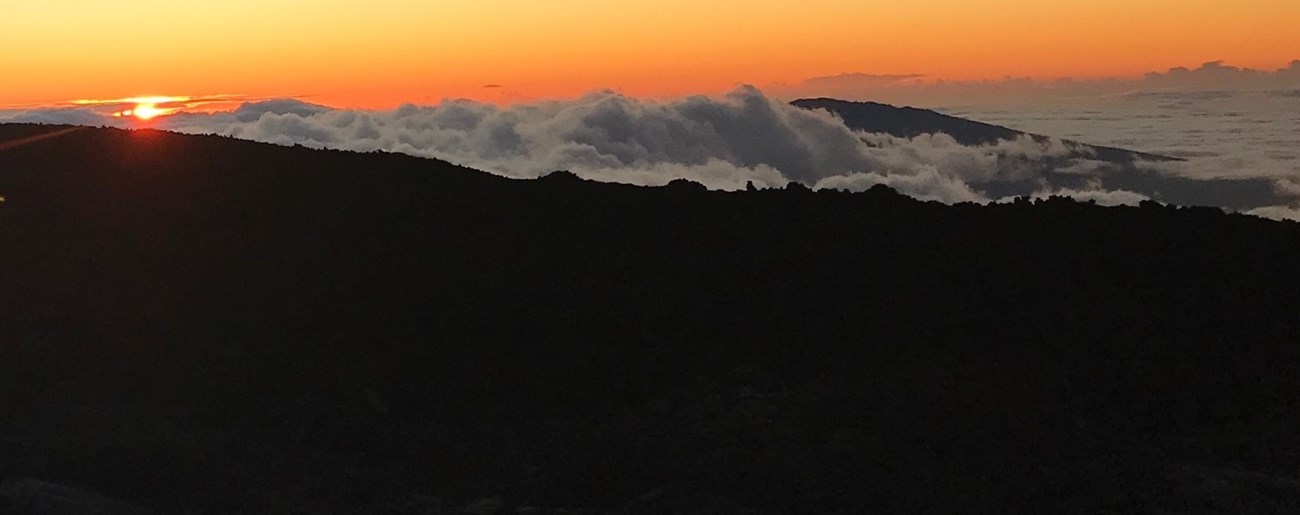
[
  {"x1": 792, "y1": 98, "x2": 1285, "y2": 209},
  {"x1": 2, "y1": 124, "x2": 1299, "y2": 514},
  {"x1": 791, "y1": 98, "x2": 1176, "y2": 161}
]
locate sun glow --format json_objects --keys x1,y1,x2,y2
[
  {"x1": 80, "y1": 95, "x2": 219, "y2": 120},
  {"x1": 131, "y1": 103, "x2": 165, "y2": 120},
  {"x1": 108, "y1": 101, "x2": 183, "y2": 120}
]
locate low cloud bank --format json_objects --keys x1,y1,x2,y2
[
  {"x1": 2, "y1": 86, "x2": 1294, "y2": 212},
  {"x1": 1246, "y1": 205, "x2": 1300, "y2": 222}
]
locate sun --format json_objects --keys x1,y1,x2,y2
[
  {"x1": 101, "y1": 96, "x2": 188, "y2": 120},
  {"x1": 132, "y1": 103, "x2": 164, "y2": 120}
]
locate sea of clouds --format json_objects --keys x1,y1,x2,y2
[
  {"x1": 946, "y1": 89, "x2": 1300, "y2": 219},
  {"x1": 774, "y1": 60, "x2": 1300, "y2": 219},
  {"x1": 0, "y1": 87, "x2": 1147, "y2": 204},
  {"x1": 3, "y1": 64, "x2": 1298, "y2": 218}
]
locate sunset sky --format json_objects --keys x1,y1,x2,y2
[{"x1": 3, "y1": 0, "x2": 1299, "y2": 108}]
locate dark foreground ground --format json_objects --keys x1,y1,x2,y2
[{"x1": 1, "y1": 124, "x2": 1298, "y2": 514}]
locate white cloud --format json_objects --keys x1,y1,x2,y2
[
  {"x1": 1273, "y1": 178, "x2": 1300, "y2": 198},
  {"x1": 0, "y1": 108, "x2": 128, "y2": 127},
  {"x1": 145, "y1": 87, "x2": 1111, "y2": 194},
  {"x1": 1022, "y1": 187, "x2": 1149, "y2": 207},
  {"x1": 1246, "y1": 205, "x2": 1300, "y2": 222},
  {"x1": 0, "y1": 85, "x2": 1281, "y2": 210},
  {"x1": 813, "y1": 167, "x2": 988, "y2": 204}
]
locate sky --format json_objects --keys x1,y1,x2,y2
[{"x1": 3, "y1": 0, "x2": 1300, "y2": 108}]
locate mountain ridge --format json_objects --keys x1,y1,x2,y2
[
  {"x1": 792, "y1": 97, "x2": 1182, "y2": 162},
  {"x1": 2, "y1": 124, "x2": 1299, "y2": 514}
]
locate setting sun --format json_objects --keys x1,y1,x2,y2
[
  {"x1": 80, "y1": 95, "x2": 196, "y2": 120},
  {"x1": 131, "y1": 103, "x2": 163, "y2": 120}
]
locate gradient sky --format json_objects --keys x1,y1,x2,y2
[{"x1": 3, "y1": 0, "x2": 1299, "y2": 108}]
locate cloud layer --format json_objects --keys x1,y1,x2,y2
[
  {"x1": 2, "y1": 85, "x2": 1295, "y2": 218},
  {"x1": 768, "y1": 60, "x2": 1300, "y2": 219},
  {"x1": 944, "y1": 80, "x2": 1300, "y2": 214}
]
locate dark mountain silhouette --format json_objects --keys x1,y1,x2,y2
[
  {"x1": 791, "y1": 97, "x2": 1176, "y2": 161},
  {"x1": 2, "y1": 124, "x2": 1299, "y2": 514},
  {"x1": 792, "y1": 98, "x2": 1285, "y2": 209}
]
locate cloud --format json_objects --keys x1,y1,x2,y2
[
  {"x1": 1273, "y1": 178, "x2": 1300, "y2": 198},
  {"x1": 813, "y1": 167, "x2": 987, "y2": 203},
  {"x1": 1139, "y1": 60, "x2": 1300, "y2": 91},
  {"x1": 147, "y1": 87, "x2": 1106, "y2": 200},
  {"x1": 0, "y1": 94, "x2": 276, "y2": 123},
  {"x1": 802, "y1": 73, "x2": 926, "y2": 87},
  {"x1": 155, "y1": 87, "x2": 888, "y2": 186},
  {"x1": 1245, "y1": 205, "x2": 1300, "y2": 222},
  {"x1": 0, "y1": 108, "x2": 124, "y2": 127},
  {"x1": 230, "y1": 99, "x2": 331, "y2": 122},
  {"x1": 924, "y1": 61, "x2": 1300, "y2": 196},
  {"x1": 1016, "y1": 187, "x2": 1149, "y2": 207},
  {"x1": 0, "y1": 86, "x2": 1279, "y2": 209}
]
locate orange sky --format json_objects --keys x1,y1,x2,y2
[{"x1": 2, "y1": 0, "x2": 1298, "y2": 109}]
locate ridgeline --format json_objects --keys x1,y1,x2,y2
[{"x1": 2, "y1": 124, "x2": 1299, "y2": 514}]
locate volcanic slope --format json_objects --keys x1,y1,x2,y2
[{"x1": 2, "y1": 124, "x2": 1299, "y2": 514}]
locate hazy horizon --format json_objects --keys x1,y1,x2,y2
[{"x1": 5, "y1": 59, "x2": 1298, "y2": 220}]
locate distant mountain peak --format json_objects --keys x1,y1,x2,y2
[{"x1": 790, "y1": 97, "x2": 1180, "y2": 163}]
